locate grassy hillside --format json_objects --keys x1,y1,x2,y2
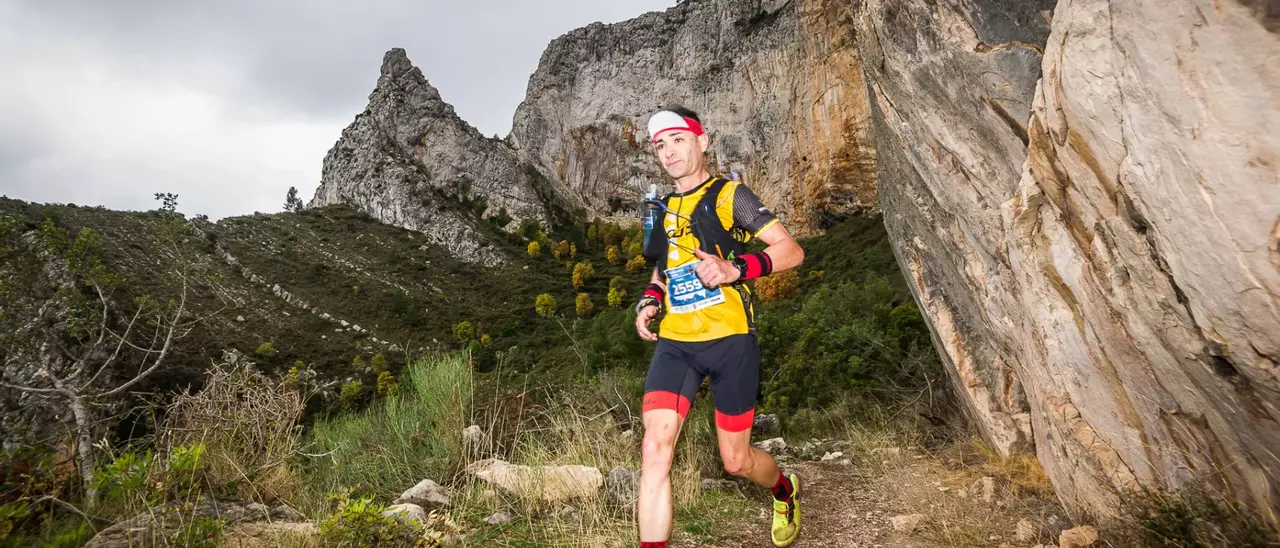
[{"x1": 0, "y1": 196, "x2": 929, "y2": 407}]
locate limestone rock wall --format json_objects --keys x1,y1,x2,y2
[
  {"x1": 858, "y1": 0, "x2": 1280, "y2": 525},
  {"x1": 309, "y1": 49, "x2": 552, "y2": 266},
  {"x1": 510, "y1": 0, "x2": 876, "y2": 234}
]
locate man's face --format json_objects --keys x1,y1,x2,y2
[{"x1": 652, "y1": 130, "x2": 708, "y2": 179}]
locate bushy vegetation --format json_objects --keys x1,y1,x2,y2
[
  {"x1": 757, "y1": 274, "x2": 936, "y2": 413},
  {"x1": 1, "y1": 193, "x2": 963, "y2": 545},
  {"x1": 301, "y1": 353, "x2": 473, "y2": 506}
]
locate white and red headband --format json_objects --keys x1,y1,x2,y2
[{"x1": 647, "y1": 110, "x2": 704, "y2": 142}]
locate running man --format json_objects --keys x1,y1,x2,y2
[{"x1": 633, "y1": 106, "x2": 805, "y2": 547}]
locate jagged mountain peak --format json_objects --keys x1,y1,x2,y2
[{"x1": 309, "y1": 48, "x2": 560, "y2": 266}]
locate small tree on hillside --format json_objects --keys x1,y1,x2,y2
[
  {"x1": 572, "y1": 262, "x2": 596, "y2": 290},
  {"x1": 453, "y1": 321, "x2": 475, "y2": 344},
  {"x1": 626, "y1": 254, "x2": 647, "y2": 274},
  {"x1": 606, "y1": 245, "x2": 621, "y2": 265},
  {"x1": 284, "y1": 186, "x2": 304, "y2": 213},
  {"x1": 527, "y1": 241, "x2": 541, "y2": 258},
  {"x1": 535, "y1": 293, "x2": 557, "y2": 317},
  {"x1": 576, "y1": 293, "x2": 593, "y2": 317},
  {"x1": 0, "y1": 193, "x2": 216, "y2": 508}
]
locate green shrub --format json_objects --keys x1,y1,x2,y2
[
  {"x1": 527, "y1": 241, "x2": 541, "y2": 258},
  {"x1": 757, "y1": 275, "x2": 938, "y2": 412},
  {"x1": 376, "y1": 371, "x2": 399, "y2": 397},
  {"x1": 302, "y1": 354, "x2": 472, "y2": 505},
  {"x1": 1122, "y1": 485, "x2": 1273, "y2": 548},
  {"x1": 625, "y1": 254, "x2": 647, "y2": 274},
  {"x1": 606, "y1": 245, "x2": 621, "y2": 264},
  {"x1": 754, "y1": 269, "x2": 800, "y2": 302},
  {"x1": 255, "y1": 342, "x2": 278, "y2": 358},
  {"x1": 453, "y1": 321, "x2": 474, "y2": 344},
  {"x1": 576, "y1": 292, "x2": 593, "y2": 317},
  {"x1": 339, "y1": 380, "x2": 364, "y2": 410},
  {"x1": 535, "y1": 293, "x2": 556, "y2": 317},
  {"x1": 608, "y1": 286, "x2": 626, "y2": 308},
  {"x1": 352, "y1": 355, "x2": 367, "y2": 372},
  {"x1": 319, "y1": 489, "x2": 421, "y2": 547},
  {"x1": 371, "y1": 353, "x2": 388, "y2": 372},
  {"x1": 572, "y1": 262, "x2": 596, "y2": 290}
]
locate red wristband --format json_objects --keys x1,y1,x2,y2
[
  {"x1": 734, "y1": 251, "x2": 773, "y2": 281},
  {"x1": 643, "y1": 283, "x2": 665, "y2": 301}
]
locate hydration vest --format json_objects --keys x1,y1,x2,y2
[{"x1": 642, "y1": 177, "x2": 750, "y2": 279}]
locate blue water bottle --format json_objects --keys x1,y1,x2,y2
[{"x1": 641, "y1": 184, "x2": 662, "y2": 262}]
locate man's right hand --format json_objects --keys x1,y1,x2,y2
[{"x1": 635, "y1": 304, "x2": 659, "y2": 342}]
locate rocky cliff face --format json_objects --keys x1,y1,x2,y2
[
  {"x1": 510, "y1": 0, "x2": 876, "y2": 235},
  {"x1": 312, "y1": 0, "x2": 1280, "y2": 527},
  {"x1": 858, "y1": 0, "x2": 1280, "y2": 526},
  {"x1": 310, "y1": 49, "x2": 559, "y2": 266}
]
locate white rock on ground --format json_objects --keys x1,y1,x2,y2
[
  {"x1": 484, "y1": 510, "x2": 515, "y2": 525},
  {"x1": 1016, "y1": 518, "x2": 1035, "y2": 542},
  {"x1": 1058, "y1": 525, "x2": 1099, "y2": 548},
  {"x1": 889, "y1": 514, "x2": 926, "y2": 533},
  {"x1": 394, "y1": 478, "x2": 451, "y2": 509},
  {"x1": 462, "y1": 425, "x2": 486, "y2": 452},
  {"x1": 753, "y1": 437, "x2": 787, "y2": 455},
  {"x1": 465, "y1": 458, "x2": 602, "y2": 503},
  {"x1": 381, "y1": 503, "x2": 427, "y2": 525}
]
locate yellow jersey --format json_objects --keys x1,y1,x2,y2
[{"x1": 657, "y1": 177, "x2": 779, "y2": 342}]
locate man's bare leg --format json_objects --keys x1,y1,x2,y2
[
  {"x1": 716, "y1": 426, "x2": 779, "y2": 486},
  {"x1": 638, "y1": 408, "x2": 684, "y2": 542}
]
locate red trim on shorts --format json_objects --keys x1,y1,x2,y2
[
  {"x1": 715, "y1": 409, "x2": 755, "y2": 432},
  {"x1": 643, "y1": 390, "x2": 692, "y2": 418}
]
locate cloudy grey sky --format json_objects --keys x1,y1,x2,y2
[{"x1": 0, "y1": 0, "x2": 674, "y2": 219}]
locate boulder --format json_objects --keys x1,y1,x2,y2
[
  {"x1": 752, "y1": 414, "x2": 780, "y2": 436},
  {"x1": 394, "y1": 478, "x2": 451, "y2": 510},
  {"x1": 753, "y1": 437, "x2": 788, "y2": 456},
  {"x1": 484, "y1": 510, "x2": 515, "y2": 526},
  {"x1": 465, "y1": 458, "x2": 602, "y2": 503},
  {"x1": 603, "y1": 465, "x2": 640, "y2": 507},
  {"x1": 382, "y1": 503, "x2": 427, "y2": 526}
]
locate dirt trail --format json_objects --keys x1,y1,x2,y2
[
  {"x1": 690, "y1": 444, "x2": 1071, "y2": 548},
  {"x1": 714, "y1": 461, "x2": 940, "y2": 548}
]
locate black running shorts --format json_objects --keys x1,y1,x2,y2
[{"x1": 641, "y1": 334, "x2": 759, "y2": 432}]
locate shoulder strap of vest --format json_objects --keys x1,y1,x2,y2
[{"x1": 695, "y1": 177, "x2": 730, "y2": 227}]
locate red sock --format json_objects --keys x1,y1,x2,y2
[
  {"x1": 640, "y1": 542, "x2": 668, "y2": 548},
  {"x1": 771, "y1": 472, "x2": 794, "y2": 502}
]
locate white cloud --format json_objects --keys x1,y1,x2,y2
[{"x1": 0, "y1": 0, "x2": 676, "y2": 219}]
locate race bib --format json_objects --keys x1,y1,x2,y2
[{"x1": 664, "y1": 261, "x2": 725, "y2": 314}]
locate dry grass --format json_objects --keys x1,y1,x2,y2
[
  {"x1": 160, "y1": 363, "x2": 306, "y2": 506},
  {"x1": 447, "y1": 366, "x2": 747, "y2": 547},
  {"x1": 868, "y1": 438, "x2": 1069, "y2": 547}
]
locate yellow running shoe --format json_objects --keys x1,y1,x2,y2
[{"x1": 771, "y1": 472, "x2": 801, "y2": 547}]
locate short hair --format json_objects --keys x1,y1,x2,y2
[{"x1": 662, "y1": 105, "x2": 701, "y2": 124}]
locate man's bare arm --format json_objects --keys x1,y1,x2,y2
[{"x1": 753, "y1": 222, "x2": 804, "y2": 272}]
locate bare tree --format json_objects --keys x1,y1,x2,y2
[{"x1": 0, "y1": 194, "x2": 218, "y2": 508}]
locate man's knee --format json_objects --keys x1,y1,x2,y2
[
  {"x1": 641, "y1": 431, "x2": 677, "y2": 473},
  {"x1": 721, "y1": 447, "x2": 753, "y2": 477}
]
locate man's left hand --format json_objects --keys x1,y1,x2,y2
[{"x1": 692, "y1": 248, "x2": 740, "y2": 288}]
